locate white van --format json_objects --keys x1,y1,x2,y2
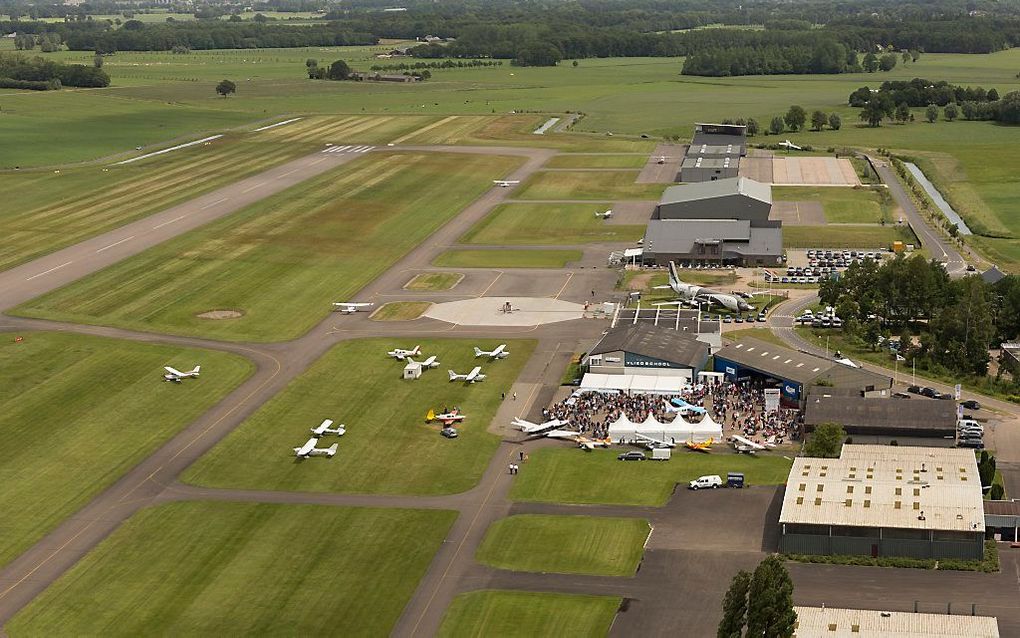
[{"x1": 688, "y1": 475, "x2": 723, "y2": 490}]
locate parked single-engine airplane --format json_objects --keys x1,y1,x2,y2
[
  {"x1": 665, "y1": 397, "x2": 707, "y2": 415},
  {"x1": 731, "y1": 434, "x2": 766, "y2": 453},
  {"x1": 546, "y1": 429, "x2": 611, "y2": 450},
  {"x1": 653, "y1": 261, "x2": 753, "y2": 312},
  {"x1": 594, "y1": 209, "x2": 613, "y2": 219},
  {"x1": 293, "y1": 438, "x2": 338, "y2": 458},
  {"x1": 163, "y1": 365, "x2": 200, "y2": 382},
  {"x1": 449, "y1": 367, "x2": 486, "y2": 383},
  {"x1": 684, "y1": 438, "x2": 714, "y2": 452},
  {"x1": 333, "y1": 302, "x2": 374, "y2": 314},
  {"x1": 407, "y1": 355, "x2": 440, "y2": 369},
  {"x1": 427, "y1": 409, "x2": 466, "y2": 425},
  {"x1": 387, "y1": 345, "x2": 421, "y2": 360},
  {"x1": 636, "y1": 432, "x2": 676, "y2": 449},
  {"x1": 778, "y1": 139, "x2": 802, "y2": 151},
  {"x1": 512, "y1": 417, "x2": 569, "y2": 434},
  {"x1": 493, "y1": 180, "x2": 520, "y2": 188},
  {"x1": 474, "y1": 344, "x2": 509, "y2": 360},
  {"x1": 310, "y1": 419, "x2": 346, "y2": 437}
]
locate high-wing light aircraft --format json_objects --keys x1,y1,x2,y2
[
  {"x1": 163, "y1": 365, "x2": 200, "y2": 382},
  {"x1": 665, "y1": 398, "x2": 707, "y2": 415},
  {"x1": 310, "y1": 419, "x2": 346, "y2": 437},
  {"x1": 653, "y1": 261, "x2": 753, "y2": 312},
  {"x1": 778, "y1": 139, "x2": 802, "y2": 151},
  {"x1": 636, "y1": 432, "x2": 676, "y2": 449},
  {"x1": 387, "y1": 345, "x2": 421, "y2": 360},
  {"x1": 407, "y1": 355, "x2": 440, "y2": 369},
  {"x1": 293, "y1": 438, "x2": 338, "y2": 458},
  {"x1": 474, "y1": 344, "x2": 509, "y2": 360},
  {"x1": 594, "y1": 209, "x2": 613, "y2": 219},
  {"x1": 512, "y1": 417, "x2": 569, "y2": 434},
  {"x1": 493, "y1": 180, "x2": 520, "y2": 188},
  {"x1": 448, "y1": 367, "x2": 486, "y2": 383},
  {"x1": 333, "y1": 302, "x2": 374, "y2": 314},
  {"x1": 731, "y1": 434, "x2": 765, "y2": 453},
  {"x1": 546, "y1": 429, "x2": 611, "y2": 450}
]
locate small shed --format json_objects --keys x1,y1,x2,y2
[{"x1": 403, "y1": 361, "x2": 422, "y2": 380}]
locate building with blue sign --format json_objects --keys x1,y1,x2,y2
[
  {"x1": 713, "y1": 337, "x2": 891, "y2": 408},
  {"x1": 583, "y1": 323, "x2": 710, "y2": 383}
]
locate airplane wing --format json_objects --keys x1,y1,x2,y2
[
  {"x1": 545, "y1": 429, "x2": 579, "y2": 440},
  {"x1": 164, "y1": 366, "x2": 183, "y2": 376},
  {"x1": 732, "y1": 434, "x2": 766, "y2": 451}
]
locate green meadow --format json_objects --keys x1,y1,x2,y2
[
  {"x1": 460, "y1": 202, "x2": 645, "y2": 245},
  {"x1": 439, "y1": 591, "x2": 620, "y2": 638},
  {"x1": 0, "y1": 332, "x2": 252, "y2": 567}
]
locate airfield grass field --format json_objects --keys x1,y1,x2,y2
[
  {"x1": 405, "y1": 272, "x2": 463, "y2": 291},
  {"x1": 772, "y1": 185, "x2": 892, "y2": 224},
  {"x1": 8, "y1": 502, "x2": 456, "y2": 636},
  {"x1": 371, "y1": 301, "x2": 431, "y2": 321},
  {"x1": 511, "y1": 448, "x2": 792, "y2": 506},
  {"x1": 182, "y1": 338, "x2": 535, "y2": 495},
  {"x1": 0, "y1": 332, "x2": 252, "y2": 568},
  {"x1": 13, "y1": 152, "x2": 522, "y2": 341},
  {"x1": 545, "y1": 154, "x2": 649, "y2": 169},
  {"x1": 783, "y1": 224, "x2": 916, "y2": 249},
  {"x1": 516, "y1": 171, "x2": 662, "y2": 201},
  {"x1": 460, "y1": 203, "x2": 645, "y2": 245},
  {"x1": 438, "y1": 591, "x2": 621, "y2": 638},
  {"x1": 476, "y1": 514, "x2": 649, "y2": 576},
  {"x1": 434, "y1": 249, "x2": 583, "y2": 269}
]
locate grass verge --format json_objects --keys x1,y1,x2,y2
[
  {"x1": 460, "y1": 202, "x2": 644, "y2": 245},
  {"x1": 438, "y1": 591, "x2": 621, "y2": 638}
]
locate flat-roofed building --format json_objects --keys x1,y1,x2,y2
[
  {"x1": 583, "y1": 323, "x2": 710, "y2": 382},
  {"x1": 793, "y1": 606, "x2": 999, "y2": 638},
  {"x1": 803, "y1": 396, "x2": 957, "y2": 440},
  {"x1": 779, "y1": 444, "x2": 985, "y2": 560}
]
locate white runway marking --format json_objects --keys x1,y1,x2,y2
[
  {"x1": 153, "y1": 215, "x2": 187, "y2": 229},
  {"x1": 95, "y1": 236, "x2": 135, "y2": 253},
  {"x1": 26, "y1": 261, "x2": 72, "y2": 281},
  {"x1": 253, "y1": 117, "x2": 302, "y2": 132},
  {"x1": 241, "y1": 182, "x2": 265, "y2": 193},
  {"x1": 321, "y1": 145, "x2": 374, "y2": 154},
  {"x1": 114, "y1": 135, "x2": 223, "y2": 165},
  {"x1": 277, "y1": 169, "x2": 299, "y2": 178},
  {"x1": 200, "y1": 198, "x2": 229, "y2": 210}
]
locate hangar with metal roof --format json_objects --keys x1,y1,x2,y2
[
  {"x1": 583, "y1": 323, "x2": 710, "y2": 381},
  {"x1": 713, "y1": 337, "x2": 892, "y2": 407},
  {"x1": 804, "y1": 396, "x2": 958, "y2": 440},
  {"x1": 779, "y1": 445, "x2": 986, "y2": 560}
]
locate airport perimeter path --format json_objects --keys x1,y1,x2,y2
[{"x1": 0, "y1": 141, "x2": 603, "y2": 632}]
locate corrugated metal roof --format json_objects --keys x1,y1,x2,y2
[
  {"x1": 793, "y1": 607, "x2": 999, "y2": 638},
  {"x1": 716, "y1": 338, "x2": 891, "y2": 388},
  {"x1": 644, "y1": 221, "x2": 782, "y2": 259},
  {"x1": 659, "y1": 177, "x2": 771, "y2": 206},
  {"x1": 588, "y1": 323, "x2": 709, "y2": 368},
  {"x1": 779, "y1": 445, "x2": 984, "y2": 532},
  {"x1": 803, "y1": 397, "x2": 956, "y2": 431},
  {"x1": 984, "y1": 499, "x2": 1020, "y2": 516}
]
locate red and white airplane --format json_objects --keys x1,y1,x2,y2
[
  {"x1": 427, "y1": 409, "x2": 466, "y2": 426},
  {"x1": 388, "y1": 345, "x2": 421, "y2": 360}
]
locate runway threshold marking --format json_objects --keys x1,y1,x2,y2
[
  {"x1": 152, "y1": 215, "x2": 187, "y2": 230},
  {"x1": 95, "y1": 236, "x2": 135, "y2": 253},
  {"x1": 25, "y1": 261, "x2": 72, "y2": 281}
]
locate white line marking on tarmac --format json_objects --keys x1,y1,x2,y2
[
  {"x1": 311, "y1": 157, "x2": 328, "y2": 165},
  {"x1": 114, "y1": 135, "x2": 223, "y2": 165},
  {"x1": 153, "y1": 215, "x2": 187, "y2": 229},
  {"x1": 26, "y1": 261, "x2": 72, "y2": 281},
  {"x1": 95, "y1": 236, "x2": 135, "y2": 253},
  {"x1": 253, "y1": 117, "x2": 302, "y2": 132},
  {"x1": 278, "y1": 169, "x2": 299, "y2": 178},
  {"x1": 200, "y1": 198, "x2": 228, "y2": 210},
  {"x1": 241, "y1": 183, "x2": 265, "y2": 193}
]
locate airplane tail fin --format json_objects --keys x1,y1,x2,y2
[
  {"x1": 426, "y1": 409, "x2": 435, "y2": 422},
  {"x1": 668, "y1": 261, "x2": 681, "y2": 289},
  {"x1": 473, "y1": 347, "x2": 483, "y2": 357},
  {"x1": 327, "y1": 444, "x2": 339, "y2": 456},
  {"x1": 448, "y1": 370, "x2": 458, "y2": 381},
  {"x1": 191, "y1": 366, "x2": 201, "y2": 375}
]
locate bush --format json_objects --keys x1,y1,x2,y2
[
  {"x1": 0, "y1": 77, "x2": 55, "y2": 90},
  {"x1": 784, "y1": 541, "x2": 998, "y2": 573}
]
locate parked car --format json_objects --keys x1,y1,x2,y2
[
  {"x1": 892, "y1": 392, "x2": 911, "y2": 399},
  {"x1": 961, "y1": 399, "x2": 981, "y2": 410},
  {"x1": 907, "y1": 385, "x2": 921, "y2": 394},
  {"x1": 958, "y1": 438, "x2": 984, "y2": 449},
  {"x1": 688, "y1": 474, "x2": 723, "y2": 490},
  {"x1": 618, "y1": 451, "x2": 646, "y2": 461},
  {"x1": 920, "y1": 387, "x2": 938, "y2": 398},
  {"x1": 723, "y1": 315, "x2": 733, "y2": 324},
  {"x1": 440, "y1": 427, "x2": 459, "y2": 439},
  {"x1": 937, "y1": 392, "x2": 954, "y2": 400}
]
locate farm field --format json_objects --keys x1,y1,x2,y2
[
  {"x1": 0, "y1": 115, "x2": 424, "y2": 270},
  {"x1": 510, "y1": 448, "x2": 792, "y2": 506},
  {"x1": 438, "y1": 591, "x2": 621, "y2": 638},
  {"x1": 182, "y1": 338, "x2": 535, "y2": 495},
  {"x1": 782, "y1": 224, "x2": 916, "y2": 249},
  {"x1": 460, "y1": 202, "x2": 645, "y2": 245},
  {"x1": 13, "y1": 152, "x2": 522, "y2": 341},
  {"x1": 405, "y1": 272, "x2": 463, "y2": 291},
  {"x1": 8, "y1": 502, "x2": 455, "y2": 636},
  {"x1": 434, "y1": 249, "x2": 583, "y2": 269},
  {"x1": 0, "y1": 332, "x2": 252, "y2": 568},
  {"x1": 476, "y1": 514, "x2": 650, "y2": 576},
  {"x1": 772, "y1": 185, "x2": 892, "y2": 224},
  {"x1": 516, "y1": 171, "x2": 662, "y2": 200}
]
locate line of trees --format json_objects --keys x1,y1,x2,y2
[
  {"x1": 0, "y1": 52, "x2": 109, "y2": 88},
  {"x1": 850, "y1": 79, "x2": 1000, "y2": 109},
  {"x1": 368, "y1": 59, "x2": 501, "y2": 72},
  {"x1": 854, "y1": 87, "x2": 1020, "y2": 127}
]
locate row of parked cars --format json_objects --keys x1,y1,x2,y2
[
  {"x1": 957, "y1": 418, "x2": 984, "y2": 449},
  {"x1": 795, "y1": 308, "x2": 843, "y2": 329}
]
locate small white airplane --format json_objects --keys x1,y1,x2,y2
[
  {"x1": 778, "y1": 139, "x2": 802, "y2": 151},
  {"x1": 407, "y1": 355, "x2": 440, "y2": 369},
  {"x1": 449, "y1": 366, "x2": 486, "y2": 383},
  {"x1": 474, "y1": 344, "x2": 509, "y2": 360},
  {"x1": 636, "y1": 432, "x2": 676, "y2": 449},
  {"x1": 333, "y1": 302, "x2": 374, "y2": 314},
  {"x1": 163, "y1": 365, "x2": 200, "y2": 382},
  {"x1": 512, "y1": 417, "x2": 569, "y2": 434},
  {"x1": 293, "y1": 437, "x2": 339, "y2": 458},
  {"x1": 493, "y1": 180, "x2": 520, "y2": 188},
  {"x1": 594, "y1": 209, "x2": 613, "y2": 219},
  {"x1": 653, "y1": 261, "x2": 753, "y2": 312},
  {"x1": 388, "y1": 345, "x2": 421, "y2": 360},
  {"x1": 732, "y1": 434, "x2": 766, "y2": 452},
  {"x1": 665, "y1": 398, "x2": 707, "y2": 415},
  {"x1": 546, "y1": 430, "x2": 611, "y2": 450},
  {"x1": 310, "y1": 419, "x2": 346, "y2": 437}
]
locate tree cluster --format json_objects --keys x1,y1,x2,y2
[
  {"x1": 368, "y1": 59, "x2": 501, "y2": 72},
  {"x1": 0, "y1": 52, "x2": 109, "y2": 88},
  {"x1": 717, "y1": 555, "x2": 797, "y2": 638},
  {"x1": 850, "y1": 79, "x2": 1001, "y2": 109},
  {"x1": 803, "y1": 422, "x2": 847, "y2": 458}
]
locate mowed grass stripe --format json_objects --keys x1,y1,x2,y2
[
  {"x1": 9, "y1": 502, "x2": 457, "y2": 636},
  {"x1": 438, "y1": 591, "x2": 621, "y2": 638},
  {"x1": 0, "y1": 332, "x2": 252, "y2": 568},
  {"x1": 516, "y1": 170, "x2": 662, "y2": 200},
  {"x1": 477, "y1": 514, "x2": 649, "y2": 576},
  {"x1": 15, "y1": 152, "x2": 523, "y2": 341},
  {"x1": 460, "y1": 202, "x2": 645, "y2": 245},
  {"x1": 183, "y1": 338, "x2": 536, "y2": 495}
]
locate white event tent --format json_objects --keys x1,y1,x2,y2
[{"x1": 607, "y1": 412, "x2": 722, "y2": 445}]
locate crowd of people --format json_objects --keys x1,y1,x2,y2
[{"x1": 538, "y1": 379, "x2": 800, "y2": 447}]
